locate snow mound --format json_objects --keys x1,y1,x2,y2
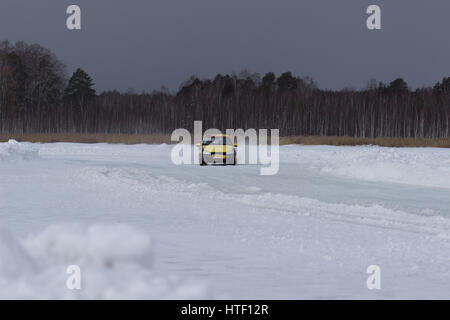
[
  {"x1": 24, "y1": 224, "x2": 154, "y2": 268},
  {"x1": 0, "y1": 224, "x2": 210, "y2": 299},
  {"x1": 0, "y1": 140, "x2": 39, "y2": 162},
  {"x1": 283, "y1": 145, "x2": 450, "y2": 189},
  {"x1": 320, "y1": 147, "x2": 450, "y2": 189}
]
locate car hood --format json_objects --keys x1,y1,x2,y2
[{"x1": 203, "y1": 145, "x2": 234, "y2": 153}]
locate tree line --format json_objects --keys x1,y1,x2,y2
[{"x1": 1, "y1": 40, "x2": 450, "y2": 138}]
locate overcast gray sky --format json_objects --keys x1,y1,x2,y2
[{"x1": 1, "y1": 0, "x2": 449, "y2": 92}]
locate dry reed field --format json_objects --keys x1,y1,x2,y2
[{"x1": 2, "y1": 133, "x2": 450, "y2": 148}]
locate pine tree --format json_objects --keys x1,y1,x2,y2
[
  {"x1": 276, "y1": 72, "x2": 301, "y2": 91},
  {"x1": 388, "y1": 78, "x2": 409, "y2": 93},
  {"x1": 64, "y1": 68, "x2": 96, "y2": 132},
  {"x1": 433, "y1": 77, "x2": 450, "y2": 93},
  {"x1": 64, "y1": 68, "x2": 96, "y2": 109}
]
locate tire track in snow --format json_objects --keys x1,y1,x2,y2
[{"x1": 77, "y1": 166, "x2": 450, "y2": 239}]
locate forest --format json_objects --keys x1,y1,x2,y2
[{"x1": 1, "y1": 40, "x2": 450, "y2": 139}]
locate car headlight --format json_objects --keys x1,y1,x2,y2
[{"x1": 203, "y1": 150, "x2": 211, "y2": 155}]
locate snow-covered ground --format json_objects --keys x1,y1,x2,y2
[{"x1": 0, "y1": 140, "x2": 449, "y2": 299}]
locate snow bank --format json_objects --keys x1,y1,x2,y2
[
  {"x1": 237, "y1": 192, "x2": 450, "y2": 236},
  {"x1": 283, "y1": 145, "x2": 450, "y2": 189},
  {"x1": 0, "y1": 224, "x2": 210, "y2": 299},
  {"x1": 0, "y1": 140, "x2": 39, "y2": 162}
]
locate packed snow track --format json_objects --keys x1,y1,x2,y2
[{"x1": 0, "y1": 140, "x2": 449, "y2": 299}]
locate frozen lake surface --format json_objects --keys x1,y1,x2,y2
[{"x1": 0, "y1": 140, "x2": 449, "y2": 299}]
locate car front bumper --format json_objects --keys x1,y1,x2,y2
[{"x1": 201, "y1": 153, "x2": 235, "y2": 165}]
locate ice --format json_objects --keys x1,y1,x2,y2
[{"x1": 0, "y1": 142, "x2": 449, "y2": 299}]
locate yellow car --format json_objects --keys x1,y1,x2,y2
[{"x1": 198, "y1": 134, "x2": 237, "y2": 165}]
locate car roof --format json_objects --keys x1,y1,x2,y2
[{"x1": 204, "y1": 134, "x2": 230, "y2": 138}]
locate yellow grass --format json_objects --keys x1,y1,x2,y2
[
  {"x1": 0, "y1": 133, "x2": 171, "y2": 145},
  {"x1": 1, "y1": 133, "x2": 450, "y2": 148},
  {"x1": 279, "y1": 136, "x2": 450, "y2": 148}
]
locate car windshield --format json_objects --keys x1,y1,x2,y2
[{"x1": 203, "y1": 137, "x2": 233, "y2": 146}]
